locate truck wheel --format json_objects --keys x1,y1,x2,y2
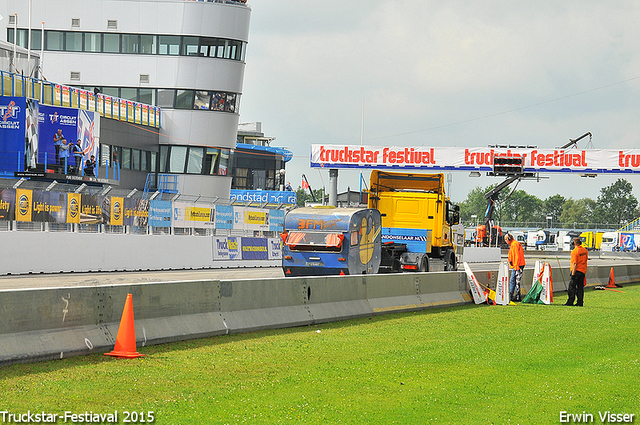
[
  {"x1": 444, "y1": 251, "x2": 457, "y2": 271},
  {"x1": 419, "y1": 257, "x2": 428, "y2": 272}
]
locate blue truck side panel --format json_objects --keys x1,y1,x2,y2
[{"x1": 382, "y1": 227, "x2": 430, "y2": 253}]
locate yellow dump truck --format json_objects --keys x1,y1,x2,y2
[
  {"x1": 368, "y1": 171, "x2": 463, "y2": 271},
  {"x1": 580, "y1": 231, "x2": 604, "y2": 250}
]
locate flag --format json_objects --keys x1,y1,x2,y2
[{"x1": 302, "y1": 179, "x2": 309, "y2": 189}]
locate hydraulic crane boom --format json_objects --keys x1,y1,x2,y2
[{"x1": 479, "y1": 175, "x2": 521, "y2": 246}]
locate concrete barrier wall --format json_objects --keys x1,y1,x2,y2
[
  {"x1": 1, "y1": 263, "x2": 638, "y2": 365},
  {"x1": 0, "y1": 231, "x2": 217, "y2": 273},
  {"x1": 0, "y1": 231, "x2": 278, "y2": 274}
]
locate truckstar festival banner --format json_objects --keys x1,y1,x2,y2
[{"x1": 310, "y1": 145, "x2": 640, "y2": 174}]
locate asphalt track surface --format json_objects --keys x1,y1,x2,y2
[{"x1": 0, "y1": 256, "x2": 626, "y2": 291}]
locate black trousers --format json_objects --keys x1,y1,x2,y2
[{"x1": 567, "y1": 271, "x2": 585, "y2": 306}]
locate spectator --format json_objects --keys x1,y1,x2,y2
[
  {"x1": 84, "y1": 155, "x2": 96, "y2": 177},
  {"x1": 73, "y1": 140, "x2": 83, "y2": 172},
  {"x1": 53, "y1": 129, "x2": 65, "y2": 164}
]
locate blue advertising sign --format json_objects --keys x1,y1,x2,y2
[
  {"x1": 0, "y1": 188, "x2": 15, "y2": 220},
  {"x1": 619, "y1": 233, "x2": 636, "y2": 251},
  {"x1": 230, "y1": 190, "x2": 296, "y2": 205},
  {"x1": 39, "y1": 105, "x2": 99, "y2": 168},
  {"x1": 123, "y1": 198, "x2": 149, "y2": 227},
  {"x1": 148, "y1": 200, "x2": 172, "y2": 227},
  {"x1": 241, "y1": 237, "x2": 269, "y2": 260},
  {"x1": 0, "y1": 96, "x2": 26, "y2": 172},
  {"x1": 215, "y1": 205, "x2": 234, "y2": 229},
  {"x1": 31, "y1": 190, "x2": 68, "y2": 223},
  {"x1": 269, "y1": 209, "x2": 285, "y2": 232}
]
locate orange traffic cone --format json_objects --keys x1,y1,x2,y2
[
  {"x1": 606, "y1": 267, "x2": 616, "y2": 288},
  {"x1": 105, "y1": 294, "x2": 145, "y2": 358}
]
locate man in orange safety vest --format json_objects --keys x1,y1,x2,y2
[{"x1": 505, "y1": 233, "x2": 526, "y2": 302}]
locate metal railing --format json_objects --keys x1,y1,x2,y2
[{"x1": 1, "y1": 70, "x2": 161, "y2": 128}]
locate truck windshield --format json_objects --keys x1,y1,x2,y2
[{"x1": 285, "y1": 231, "x2": 344, "y2": 252}]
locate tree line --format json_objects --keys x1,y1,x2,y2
[{"x1": 458, "y1": 178, "x2": 639, "y2": 230}]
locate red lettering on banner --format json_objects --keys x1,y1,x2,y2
[
  {"x1": 619, "y1": 151, "x2": 640, "y2": 168},
  {"x1": 530, "y1": 150, "x2": 588, "y2": 168},
  {"x1": 383, "y1": 148, "x2": 435, "y2": 165},
  {"x1": 320, "y1": 146, "x2": 379, "y2": 164}
]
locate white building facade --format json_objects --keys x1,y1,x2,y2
[{"x1": 0, "y1": 0, "x2": 251, "y2": 199}]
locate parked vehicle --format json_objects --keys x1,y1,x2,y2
[
  {"x1": 281, "y1": 207, "x2": 382, "y2": 276},
  {"x1": 526, "y1": 230, "x2": 558, "y2": 251},
  {"x1": 580, "y1": 231, "x2": 604, "y2": 250},
  {"x1": 559, "y1": 230, "x2": 582, "y2": 251},
  {"x1": 600, "y1": 232, "x2": 640, "y2": 251},
  {"x1": 368, "y1": 171, "x2": 462, "y2": 272},
  {"x1": 281, "y1": 172, "x2": 463, "y2": 276}
]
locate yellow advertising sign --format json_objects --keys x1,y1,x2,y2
[
  {"x1": 187, "y1": 207, "x2": 212, "y2": 222},
  {"x1": 67, "y1": 193, "x2": 81, "y2": 224},
  {"x1": 245, "y1": 210, "x2": 267, "y2": 225},
  {"x1": 15, "y1": 189, "x2": 32, "y2": 222},
  {"x1": 111, "y1": 197, "x2": 124, "y2": 226}
]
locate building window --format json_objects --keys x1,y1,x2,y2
[
  {"x1": 103, "y1": 33, "x2": 120, "y2": 53},
  {"x1": 46, "y1": 31, "x2": 64, "y2": 51},
  {"x1": 159, "y1": 145, "x2": 169, "y2": 173},
  {"x1": 120, "y1": 87, "x2": 137, "y2": 102},
  {"x1": 112, "y1": 146, "x2": 120, "y2": 166},
  {"x1": 121, "y1": 148, "x2": 131, "y2": 170},
  {"x1": 150, "y1": 152, "x2": 157, "y2": 173},
  {"x1": 140, "y1": 35, "x2": 156, "y2": 54},
  {"x1": 131, "y1": 149, "x2": 140, "y2": 171},
  {"x1": 182, "y1": 36, "x2": 199, "y2": 56},
  {"x1": 204, "y1": 148, "x2": 219, "y2": 175},
  {"x1": 219, "y1": 149, "x2": 230, "y2": 175},
  {"x1": 121, "y1": 34, "x2": 139, "y2": 54},
  {"x1": 159, "y1": 35, "x2": 180, "y2": 55},
  {"x1": 194, "y1": 91, "x2": 211, "y2": 110},
  {"x1": 141, "y1": 151, "x2": 149, "y2": 172},
  {"x1": 100, "y1": 144, "x2": 111, "y2": 167},
  {"x1": 101, "y1": 87, "x2": 119, "y2": 98},
  {"x1": 175, "y1": 90, "x2": 194, "y2": 110},
  {"x1": 139, "y1": 88, "x2": 156, "y2": 105},
  {"x1": 169, "y1": 146, "x2": 187, "y2": 173},
  {"x1": 211, "y1": 92, "x2": 237, "y2": 112},
  {"x1": 157, "y1": 89, "x2": 175, "y2": 108},
  {"x1": 8, "y1": 29, "x2": 246, "y2": 62},
  {"x1": 65, "y1": 32, "x2": 83, "y2": 52},
  {"x1": 234, "y1": 168, "x2": 248, "y2": 189},
  {"x1": 85, "y1": 33, "x2": 101, "y2": 52},
  {"x1": 187, "y1": 147, "x2": 204, "y2": 174},
  {"x1": 27, "y1": 29, "x2": 42, "y2": 50}
]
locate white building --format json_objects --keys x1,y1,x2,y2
[{"x1": 0, "y1": 0, "x2": 251, "y2": 200}]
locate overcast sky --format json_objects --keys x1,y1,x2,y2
[{"x1": 238, "y1": 1, "x2": 640, "y2": 204}]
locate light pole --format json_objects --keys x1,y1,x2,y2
[{"x1": 471, "y1": 214, "x2": 477, "y2": 228}]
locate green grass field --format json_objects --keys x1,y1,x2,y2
[{"x1": 1, "y1": 285, "x2": 638, "y2": 424}]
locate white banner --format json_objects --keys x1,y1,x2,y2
[
  {"x1": 310, "y1": 145, "x2": 640, "y2": 173},
  {"x1": 267, "y1": 238, "x2": 282, "y2": 260},
  {"x1": 213, "y1": 237, "x2": 242, "y2": 260}
]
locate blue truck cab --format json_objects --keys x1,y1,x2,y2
[{"x1": 281, "y1": 207, "x2": 382, "y2": 277}]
